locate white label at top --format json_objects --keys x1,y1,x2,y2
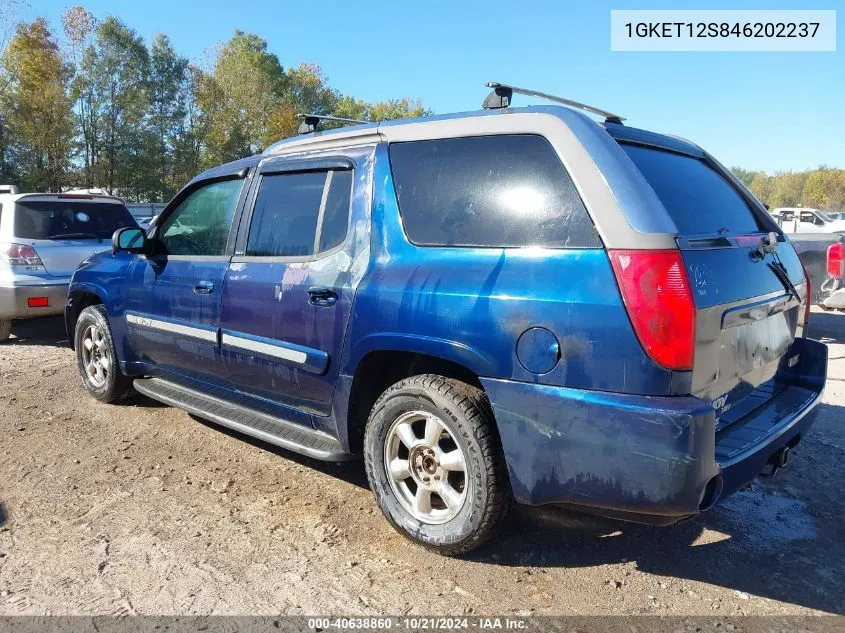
[{"x1": 611, "y1": 10, "x2": 836, "y2": 52}]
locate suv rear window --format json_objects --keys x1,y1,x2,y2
[
  {"x1": 620, "y1": 144, "x2": 763, "y2": 235},
  {"x1": 13, "y1": 200, "x2": 136, "y2": 240},
  {"x1": 388, "y1": 134, "x2": 601, "y2": 248}
]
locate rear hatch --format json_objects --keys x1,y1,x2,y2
[
  {"x1": 618, "y1": 140, "x2": 808, "y2": 424},
  {"x1": 12, "y1": 196, "x2": 137, "y2": 277}
]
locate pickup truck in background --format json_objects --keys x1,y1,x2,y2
[
  {"x1": 772, "y1": 207, "x2": 845, "y2": 234},
  {"x1": 785, "y1": 231, "x2": 845, "y2": 309}
]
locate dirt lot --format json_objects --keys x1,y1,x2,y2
[{"x1": 1, "y1": 312, "x2": 844, "y2": 617}]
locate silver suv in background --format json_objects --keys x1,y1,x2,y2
[{"x1": 0, "y1": 190, "x2": 137, "y2": 340}]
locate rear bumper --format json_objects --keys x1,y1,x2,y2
[
  {"x1": 481, "y1": 337, "x2": 827, "y2": 524},
  {"x1": 0, "y1": 281, "x2": 69, "y2": 319}
]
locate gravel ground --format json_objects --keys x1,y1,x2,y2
[{"x1": 0, "y1": 311, "x2": 844, "y2": 616}]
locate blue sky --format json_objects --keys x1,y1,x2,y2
[{"x1": 31, "y1": 0, "x2": 843, "y2": 173}]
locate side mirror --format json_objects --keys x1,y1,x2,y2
[
  {"x1": 112, "y1": 227, "x2": 147, "y2": 254},
  {"x1": 763, "y1": 203, "x2": 770, "y2": 210}
]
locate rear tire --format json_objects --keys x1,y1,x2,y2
[
  {"x1": 75, "y1": 305, "x2": 133, "y2": 403},
  {"x1": 0, "y1": 319, "x2": 10, "y2": 341},
  {"x1": 364, "y1": 374, "x2": 510, "y2": 556}
]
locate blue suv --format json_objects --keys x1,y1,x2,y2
[{"x1": 66, "y1": 86, "x2": 827, "y2": 555}]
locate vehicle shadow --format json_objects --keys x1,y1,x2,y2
[
  {"x1": 4, "y1": 316, "x2": 69, "y2": 347},
  {"x1": 0, "y1": 502, "x2": 7, "y2": 528},
  {"x1": 480, "y1": 501, "x2": 842, "y2": 614},
  {"x1": 807, "y1": 309, "x2": 845, "y2": 342},
  {"x1": 469, "y1": 400, "x2": 845, "y2": 615},
  {"x1": 188, "y1": 414, "x2": 371, "y2": 490},
  {"x1": 188, "y1": 403, "x2": 845, "y2": 614},
  {"x1": 122, "y1": 392, "x2": 170, "y2": 408}
]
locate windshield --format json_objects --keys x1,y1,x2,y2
[
  {"x1": 818, "y1": 211, "x2": 834, "y2": 223},
  {"x1": 13, "y1": 200, "x2": 136, "y2": 240}
]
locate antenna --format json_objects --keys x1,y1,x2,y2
[
  {"x1": 482, "y1": 81, "x2": 626, "y2": 124},
  {"x1": 296, "y1": 113, "x2": 368, "y2": 135}
]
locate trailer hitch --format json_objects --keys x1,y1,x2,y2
[{"x1": 760, "y1": 446, "x2": 791, "y2": 477}]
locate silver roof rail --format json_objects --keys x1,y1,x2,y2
[
  {"x1": 297, "y1": 113, "x2": 368, "y2": 135},
  {"x1": 482, "y1": 81, "x2": 626, "y2": 124}
]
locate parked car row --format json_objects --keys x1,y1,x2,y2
[{"x1": 54, "y1": 85, "x2": 826, "y2": 555}]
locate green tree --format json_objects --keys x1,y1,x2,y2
[
  {"x1": 285, "y1": 62, "x2": 338, "y2": 114},
  {"x1": 334, "y1": 95, "x2": 430, "y2": 123},
  {"x1": 803, "y1": 167, "x2": 845, "y2": 211},
  {"x1": 768, "y1": 171, "x2": 808, "y2": 208},
  {"x1": 147, "y1": 33, "x2": 189, "y2": 200},
  {"x1": 731, "y1": 166, "x2": 763, "y2": 189},
  {"x1": 2, "y1": 14, "x2": 434, "y2": 197},
  {"x1": 89, "y1": 16, "x2": 150, "y2": 196},
  {"x1": 0, "y1": 0, "x2": 28, "y2": 184},
  {"x1": 2, "y1": 18, "x2": 74, "y2": 191},
  {"x1": 171, "y1": 65, "x2": 207, "y2": 188},
  {"x1": 62, "y1": 5, "x2": 97, "y2": 188},
  {"x1": 197, "y1": 30, "x2": 288, "y2": 163},
  {"x1": 748, "y1": 172, "x2": 774, "y2": 205}
]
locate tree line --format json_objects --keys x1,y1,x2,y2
[
  {"x1": 732, "y1": 166, "x2": 845, "y2": 212},
  {"x1": 1, "y1": 5, "x2": 842, "y2": 210},
  {"x1": 0, "y1": 5, "x2": 428, "y2": 202}
]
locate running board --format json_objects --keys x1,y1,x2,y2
[{"x1": 133, "y1": 377, "x2": 351, "y2": 461}]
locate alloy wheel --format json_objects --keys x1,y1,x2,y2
[
  {"x1": 383, "y1": 410, "x2": 469, "y2": 524},
  {"x1": 81, "y1": 324, "x2": 109, "y2": 388}
]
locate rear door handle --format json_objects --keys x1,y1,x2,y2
[
  {"x1": 194, "y1": 280, "x2": 214, "y2": 295},
  {"x1": 308, "y1": 286, "x2": 337, "y2": 307}
]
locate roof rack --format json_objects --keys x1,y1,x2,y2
[
  {"x1": 482, "y1": 81, "x2": 626, "y2": 124},
  {"x1": 297, "y1": 113, "x2": 368, "y2": 135}
]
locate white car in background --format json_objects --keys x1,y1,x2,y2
[
  {"x1": 0, "y1": 189, "x2": 137, "y2": 340},
  {"x1": 771, "y1": 207, "x2": 845, "y2": 234}
]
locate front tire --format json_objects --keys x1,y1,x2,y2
[
  {"x1": 74, "y1": 305, "x2": 133, "y2": 403},
  {"x1": 364, "y1": 375, "x2": 510, "y2": 556}
]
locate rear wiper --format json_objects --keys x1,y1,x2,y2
[
  {"x1": 749, "y1": 232, "x2": 800, "y2": 302},
  {"x1": 768, "y1": 258, "x2": 801, "y2": 302},
  {"x1": 45, "y1": 232, "x2": 102, "y2": 241}
]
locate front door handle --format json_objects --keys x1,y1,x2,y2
[
  {"x1": 308, "y1": 286, "x2": 337, "y2": 307},
  {"x1": 194, "y1": 280, "x2": 214, "y2": 295}
]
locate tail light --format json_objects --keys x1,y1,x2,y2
[
  {"x1": 608, "y1": 249, "x2": 696, "y2": 371},
  {"x1": 0, "y1": 243, "x2": 44, "y2": 266},
  {"x1": 826, "y1": 242, "x2": 844, "y2": 278}
]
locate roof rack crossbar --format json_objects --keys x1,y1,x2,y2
[
  {"x1": 297, "y1": 113, "x2": 368, "y2": 135},
  {"x1": 482, "y1": 81, "x2": 626, "y2": 124}
]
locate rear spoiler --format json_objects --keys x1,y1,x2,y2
[{"x1": 14, "y1": 192, "x2": 126, "y2": 204}]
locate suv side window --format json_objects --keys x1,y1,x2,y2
[
  {"x1": 158, "y1": 178, "x2": 243, "y2": 256},
  {"x1": 388, "y1": 134, "x2": 601, "y2": 248},
  {"x1": 246, "y1": 169, "x2": 353, "y2": 258}
]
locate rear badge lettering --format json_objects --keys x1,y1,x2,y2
[
  {"x1": 712, "y1": 394, "x2": 728, "y2": 410},
  {"x1": 788, "y1": 354, "x2": 800, "y2": 368}
]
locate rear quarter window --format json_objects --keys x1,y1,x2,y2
[
  {"x1": 621, "y1": 144, "x2": 763, "y2": 235},
  {"x1": 388, "y1": 134, "x2": 601, "y2": 248}
]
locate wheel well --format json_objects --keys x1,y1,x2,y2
[
  {"x1": 345, "y1": 351, "x2": 485, "y2": 454},
  {"x1": 66, "y1": 291, "x2": 103, "y2": 349}
]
